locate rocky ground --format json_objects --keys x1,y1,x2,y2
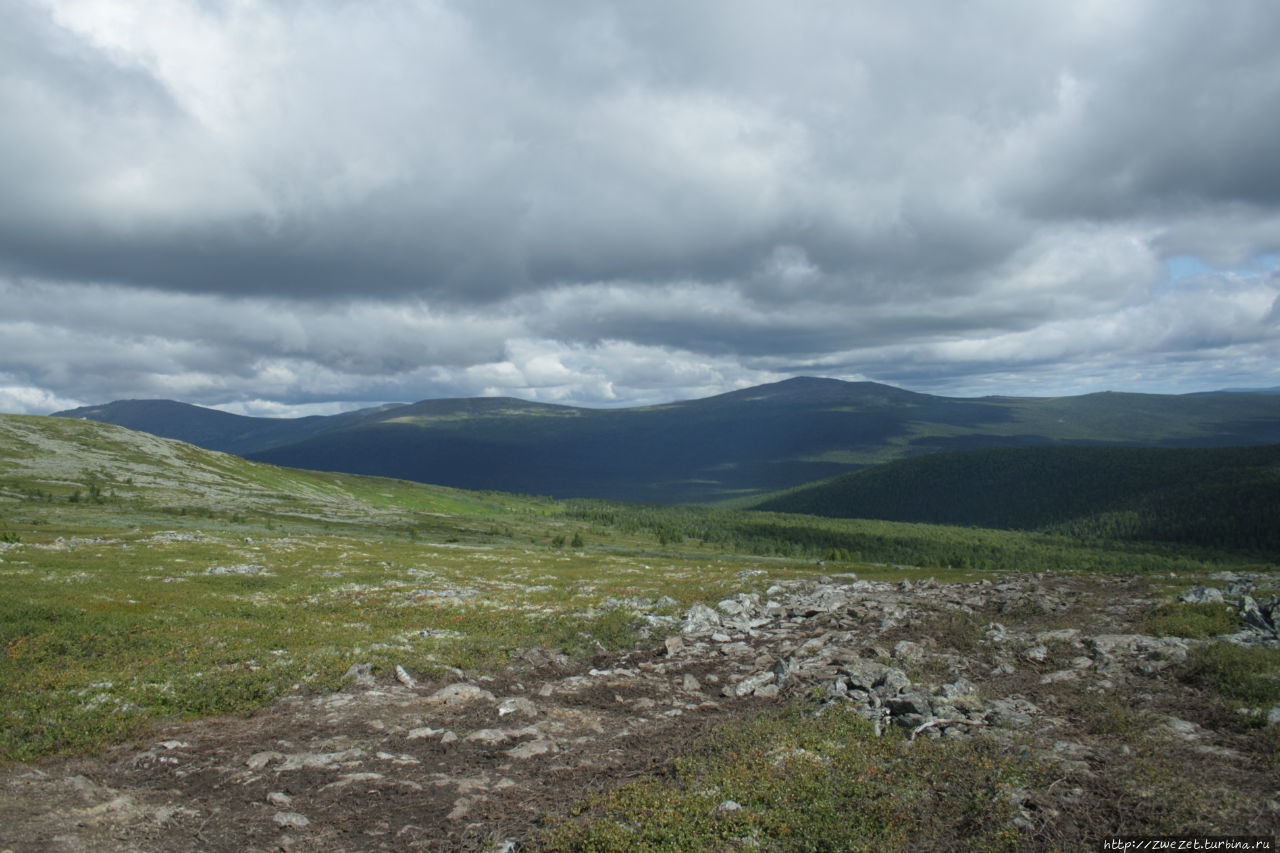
[{"x1": 2, "y1": 571, "x2": 1278, "y2": 852}]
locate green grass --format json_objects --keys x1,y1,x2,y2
[
  {"x1": 0, "y1": 524, "x2": 785, "y2": 762},
  {"x1": 538, "y1": 704, "x2": 1040, "y2": 852}
]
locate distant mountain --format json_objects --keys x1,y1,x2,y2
[
  {"x1": 55, "y1": 377, "x2": 1280, "y2": 504},
  {"x1": 1197, "y1": 386, "x2": 1280, "y2": 395},
  {"x1": 53, "y1": 399, "x2": 403, "y2": 455},
  {"x1": 752, "y1": 443, "x2": 1280, "y2": 555}
]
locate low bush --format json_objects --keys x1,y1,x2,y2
[
  {"x1": 1180, "y1": 642, "x2": 1280, "y2": 710},
  {"x1": 539, "y1": 704, "x2": 1039, "y2": 852},
  {"x1": 1143, "y1": 602, "x2": 1240, "y2": 639}
]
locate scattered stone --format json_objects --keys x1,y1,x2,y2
[
  {"x1": 1240, "y1": 595, "x2": 1277, "y2": 635},
  {"x1": 1180, "y1": 586, "x2": 1224, "y2": 605},
  {"x1": 464, "y1": 729, "x2": 509, "y2": 746},
  {"x1": 1089, "y1": 634, "x2": 1190, "y2": 670},
  {"x1": 681, "y1": 604, "x2": 722, "y2": 636},
  {"x1": 321, "y1": 772, "x2": 385, "y2": 791},
  {"x1": 1023, "y1": 645, "x2": 1049, "y2": 663},
  {"x1": 986, "y1": 697, "x2": 1040, "y2": 729},
  {"x1": 1035, "y1": 628, "x2": 1081, "y2": 644},
  {"x1": 887, "y1": 693, "x2": 933, "y2": 718},
  {"x1": 407, "y1": 727, "x2": 443, "y2": 740},
  {"x1": 1040, "y1": 670, "x2": 1078, "y2": 684},
  {"x1": 206, "y1": 564, "x2": 267, "y2": 575},
  {"x1": 246, "y1": 751, "x2": 284, "y2": 770},
  {"x1": 729, "y1": 671, "x2": 776, "y2": 697},
  {"x1": 425, "y1": 683, "x2": 496, "y2": 706},
  {"x1": 939, "y1": 678, "x2": 977, "y2": 699},
  {"x1": 343, "y1": 663, "x2": 376, "y2": 688},
  {"x1": 394, "y1": 665, "x2": 418, "y2": 689},
  {"x1": 715, "y1": 800, "x2": 744, "y2": 815},
  {"x1": 273, "y1": 812, "x2": 310, "y2": 829},
  {"x1": 153, "y1": 805, "x2": 198, "y2": 824},
  {"x1": 12, "y1": 569, "x2": 1280, "y2": 850},
  {"x1": 276, "y1": 748, "x2": 366, "y2": 772},
  {"x1": 507, "y1": 739, "x2": 558, "y2": 759},
  {"x1": 892, "y1": 640, "x2": 926, "y2": 661},
  {"x1": 718, "y1": 598, "x2": 745, "y2": 615},
  {"x1": 516, "y1": 647, "x2": 569, "y2": 668},
  {"x1": 497, "y1": 696, "x2": 539, "y2": 718}
]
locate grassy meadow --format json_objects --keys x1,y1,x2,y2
[{"x1": 1, "y1": 414, "x2": 875, "y2": 762}]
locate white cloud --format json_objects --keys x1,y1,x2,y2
[
  {"x1": 0, "y1": 382, "x2": 84, "y2": 415},
  {"x1": 2, "y1": 1, "x2": 1280, "y2": 412}
]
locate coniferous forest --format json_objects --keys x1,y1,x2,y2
[{"x1": 752, "y1": 444, "x2": 1280, "y2": 556}]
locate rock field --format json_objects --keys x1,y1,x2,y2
[{"x1": 2, "y1": 571, "x2": 1278, "y2": 851}]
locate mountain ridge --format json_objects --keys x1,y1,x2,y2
[{"x1": 52, "y1": 377, "x2": 1280, "y2": 504}]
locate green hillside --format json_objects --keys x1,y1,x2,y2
[
  {"x1": 0, "y1": 412, "x2": 1272, "y2": 764},
  {"x1": 754, "y1": 444, "x2": 1280, "y2": 555},
  {"x1": 54, "y1": 378, "x2": 1280, "y2": 504}
]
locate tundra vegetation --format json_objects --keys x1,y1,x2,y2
[{"x1": 1, "y1": 413, "x2": 1278, "y2": 850}]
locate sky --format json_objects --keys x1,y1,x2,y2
[{"x1": 3, "y1": 0, "x2": 1280, "y2": 417}]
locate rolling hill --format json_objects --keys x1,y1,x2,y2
[{"x1": 54, "y1": 377, "x2": 1280, "y2": 504}]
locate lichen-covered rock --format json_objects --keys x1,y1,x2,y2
[
  {"x1": 1240, "y1": 595, "x2": 1278, "y2": 635},
  {"x1": 1180, "y1": 586, "x2": 1225, "y2": 605},
  {"x1": 681, "y1": 603, "x2": 722, "y2": 636},
  {"x1": 424, "y1": 683, "x2": 497, "y2": 706}
]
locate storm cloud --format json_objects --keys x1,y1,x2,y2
[{"x1": 2, "y1": 0, "x2": 1279, "y2": 414}]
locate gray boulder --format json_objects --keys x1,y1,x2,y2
[
  {"x1": 681, "y1": 604, "x2": 722, "y2": 636},
  {"x1": 1240, "y1": 596, "x2": 1276, "y2": 635},
  {"x1": 887, "y1": 692, "x2": 933, "y2": 718},
  {"x1": 1180, "y1": 586, "x2": 1225, "y2": 605}
]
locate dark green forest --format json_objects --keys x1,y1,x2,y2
[{"x1": 752, "y1": 444, "x2": 1280, "y2": 556}]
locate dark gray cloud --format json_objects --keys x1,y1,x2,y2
[{"x1": 2, "y1": 0, "x2": 1280, "y2": 414}]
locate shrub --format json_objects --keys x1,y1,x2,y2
[
  {"x1": 1144, "y1": 602, "x2": 1240, "y2": 639},
  {"x1": 539, "y1": 704, "x2": 1037, "y2": 852},
  {"x1": 1180, "y1": 642, "x2": 1280, "y2": 709}
]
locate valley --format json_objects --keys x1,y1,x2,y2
[{"x1": 56, "y1": 377, "x2": 1280, "y2": 505}]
